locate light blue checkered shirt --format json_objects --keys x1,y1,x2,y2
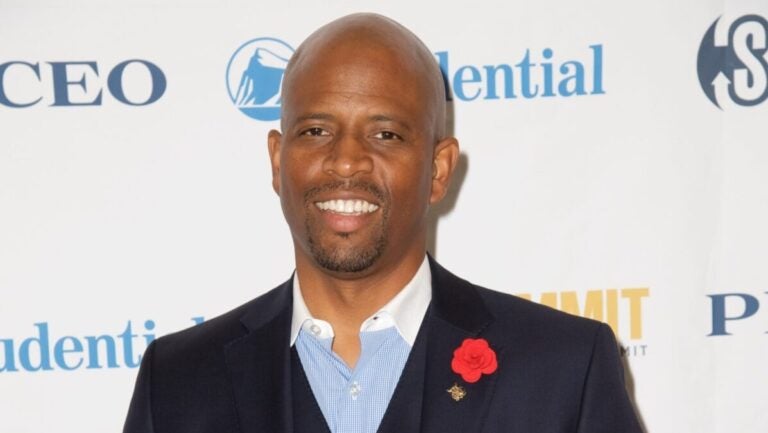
[
  {"x1": 295, "y1": 325, "x2": 411, "y2": 433},
  {"x1": 290, "y1": 257, "x2": 431, "y2": 433}
]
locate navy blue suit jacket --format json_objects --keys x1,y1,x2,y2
[{"x1": 123, "y1": 257, "x2": 642, "y2": 433}]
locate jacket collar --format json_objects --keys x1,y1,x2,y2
[
  {"x1": 235, "y1": 255, "x2": 493, "y2": 335},
  {"x1": 224, "y1": 255, "x2": 498, "y2": 433},
  {"x1": 426, "y1": 254, "x2": 493, "y2": 334}
]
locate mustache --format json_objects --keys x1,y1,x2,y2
[{"x1": 303, "y1": 180, "x2": 386, "y2": 204}]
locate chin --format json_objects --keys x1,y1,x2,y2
[
  {"x1": 308, "y1": 236, "x2": 386, "y2": 274},
  {"x1": 313, "y1": 248, "x2": 381, "y2": 274}
]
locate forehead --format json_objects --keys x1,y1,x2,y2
[{"x1": 281, "y1": 42, "x2": 437, "y2": 125}]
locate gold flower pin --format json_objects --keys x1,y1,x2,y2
[{"x1": 447, "y1": 383, "x2": 467, "y2": 402}]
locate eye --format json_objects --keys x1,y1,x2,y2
[
  {"x1": 300, "y1": 127, "x2": 330, "y2": 137},
  {"x1": 372, "y1": 130, "x2": 403, "y2": 141}
]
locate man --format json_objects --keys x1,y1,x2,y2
[{"x1": 123, "y1": 13, "x2": 643, "y2": 433}]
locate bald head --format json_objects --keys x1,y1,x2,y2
[
  {"x1": 281, "y1": 13, "x2": 447, "y2": 140},
  {"x1": 267, "y1": 13, "x2": 460, "y2": 280}
]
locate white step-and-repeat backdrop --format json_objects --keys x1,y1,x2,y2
[{"x1": 1, "y1": 1, "x2": 767, "y2": 432}]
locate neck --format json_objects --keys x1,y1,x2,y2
[{"x1": 294, "y1": 247, "x2": 426, "y2": 335}]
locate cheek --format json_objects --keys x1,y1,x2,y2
[
  {"x1": 280, "y1": 149, "x2": 322, "y2": 193},
  {"x1": 384, "y1": 156, "x2": 433, "y2": 215},
  {"x1": 400, "y1": 155, "x2": 433, "y2": 196},
  {"x1": 278, "y1": 152, "x2": 315, "y2": 224}
]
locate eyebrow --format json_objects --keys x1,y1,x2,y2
[
  {"x1": 293, "y1": 112, "x2": 413, "y2": 132},
  {"x1": 368, "y1": 114, "x2": 413, "y2": 132}
]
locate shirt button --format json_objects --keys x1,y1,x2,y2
[
  {"x1": 349, "y1": 381, "x2": 362, "y2": 400},
  {"x1": 309, "y1": 324, "x2": 321, "y2": 336}
]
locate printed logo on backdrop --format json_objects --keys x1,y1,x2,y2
[
  {"x1": 697, "y1": 14, "x2": 768, "y2": 109},
  {"x1": 707, "y1": 291, "x2": 768, "y2": 336},
  {"x1": 0, "y1": 318, "x2": 202, "y2": 373},
  {"x1": 226, "y1": 38, "x2": 295, "y2": 121},
  {"x1": 226, "y1": 37, "x2": 605, "y2": 122},
  {"x1": 436, "y1": 45, "x2": 604, "y2": 101},
  {"x1": 518, "y1": 287, "x2": 649, "y2": 357},
  {"x1": 0, "y1": 60, "x2": 166, "y2": 107}
]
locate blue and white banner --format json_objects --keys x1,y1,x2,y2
[{"x1": 1, "y1": 1, "x2": 767, "y2": 432}]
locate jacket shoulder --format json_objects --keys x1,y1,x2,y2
[
  {"x1": 149, "y1": 280, "x2": 290, "y2": 363},
  {"x1": 469, "y1": 283, "x2": 613, "y2": 364},
  {"x1": 428, "y1": 256, "x2": 603, "y2": 342},
  {"x1": 478, "y1": 285, "x2": 602, "y2": 331}
]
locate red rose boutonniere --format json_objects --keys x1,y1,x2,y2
[{"x1": 451, "y1": 338, "x2": 498, "y2": 383}]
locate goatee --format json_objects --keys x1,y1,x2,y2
[{"x1": 303, "y1": 180, "x2": 389, "y2": 273}]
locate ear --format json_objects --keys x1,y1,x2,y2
[
  {"x1": 429, "y1": 137, "x2": 460, "y2": 204},
  {"x1": 267, "y1": 129, "x2": 282, "y2": 195}
]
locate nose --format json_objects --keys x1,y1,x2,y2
[{"x1": 322, "y1": 133, "x2": 374, "y2": 178}]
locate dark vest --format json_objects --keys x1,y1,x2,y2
[{"x1": 290, "y1": 330, "x2": 429, "y2": 433}]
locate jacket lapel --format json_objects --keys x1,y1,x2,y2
[
  {"x1": 419, "y1": 257, "x2": 503, "y2": 433},
  {"x1": 223, "y1": 279, "x2": 294, "y2": 433},
  {"x1": 375, "y1": 317, "x2": 429, "y2": 433}
]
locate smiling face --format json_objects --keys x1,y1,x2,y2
[{"x1": 268, "y1": 15, "x2": 458, "y2": 278}]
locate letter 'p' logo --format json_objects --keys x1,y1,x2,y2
[{"x1": 707, "y1": 293, "x2": 762, "y2": 336}]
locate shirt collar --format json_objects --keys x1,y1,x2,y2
[{"x1": 290, "y1": 255, "x2": 432, "y2": 347}]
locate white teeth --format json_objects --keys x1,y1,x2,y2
[{"x1": 315, "y1": 199, "x2": 379, "y2": 214}]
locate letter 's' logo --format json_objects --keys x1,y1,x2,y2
[
  {"x1": 226, "y1": 38, "x2": 294, "y2": 121},
  {"x1": 697, "y1": 14, "x2": 768, "y2": 109}
]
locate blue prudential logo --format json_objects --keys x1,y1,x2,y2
[
  {"x1": 697, "y1": 14, "x2": 768, "y2": 109},
  {"x1": 226, "y1": 38, "x2": 294, "y2": 121}
]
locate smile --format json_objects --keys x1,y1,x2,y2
[{"x1": 315, "y1": 199, "x2": 380, "y2": 214}]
